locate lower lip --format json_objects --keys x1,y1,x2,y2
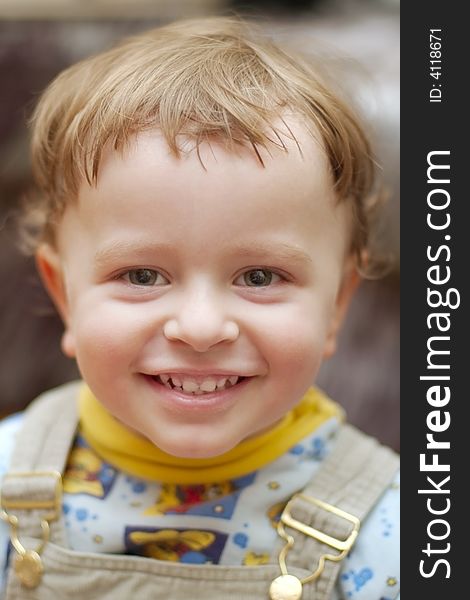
[{"x1": 142, "y1": 375, "x2": 252, "y2": 414}]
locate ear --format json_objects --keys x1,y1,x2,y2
[
  {"x1": 323, "y1": 257, "x2": 361, "y2": 359},
  {"x1": 35, "y1": 244, "x2": 76, "y2": 358}
]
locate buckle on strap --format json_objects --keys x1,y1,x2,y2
[
  {"x1": 1, "y1": 471, "x2": 62, "y2": 521},
  {"x1": 281, "y1": 492, "x2": 360, "y2": 553},
  {"x1": 1, "y1": 471, "x2": 63, "y2": 589},
  {"x1": 275, "y1": 493, "x2": 361, "y2": 587}
]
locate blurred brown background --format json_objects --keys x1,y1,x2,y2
[{"x1": 0, "y1": 0, "x2": 399, "y2": 451}]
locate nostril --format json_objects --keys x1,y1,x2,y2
[{"x1": 162, "y1": 317, "x2": 239, "y2": 350}]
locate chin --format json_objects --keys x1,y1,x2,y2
[{"x1": 152, "y1": 431, "x2": 239, "y2": 460}]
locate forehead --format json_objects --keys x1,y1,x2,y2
[
  {"x1": 62, "y1": 118, "x2": 351, "y2": 264},
  {"x1": 101, "y1": 112, "x2": 322, "y2": 166},
  {"x1": 94, "y1": 117, "x2": 334, "y2": 208}
]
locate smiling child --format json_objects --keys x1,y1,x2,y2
[{"x1": 0, "y1": 17, "x2": 399, "y2": 600}]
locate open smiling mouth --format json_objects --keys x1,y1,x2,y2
[{"x1": 151, "y1": 374, "x2": 248, "y2": 395}]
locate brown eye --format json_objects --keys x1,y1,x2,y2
[
  {"x1": 243, "y1": 269, "x2": 273, "y2": 287},
  {"x1": 128, "y1": 269, "x2": 159, "y2": 286}
]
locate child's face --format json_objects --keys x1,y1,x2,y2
[{"x1": 38, "y1": 121, "x2": 358, "y2": 458}]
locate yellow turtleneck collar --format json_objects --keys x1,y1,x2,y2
[{"x1": 78, "y1": 385, "x2": 343, "y2": 484}]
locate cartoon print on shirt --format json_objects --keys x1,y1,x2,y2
[
  {"x1": 125, "y1": 527, "x2": 228, "y2": 564},
  {"x1": 243, "y1": 550, "x2": 271, "y2": 565},
  {"x1": 63, "y1": 435, "x2": 118, "y2": 498},
  {"x1": 144, "y1": 473, "x2": 256, "y2": 519}
]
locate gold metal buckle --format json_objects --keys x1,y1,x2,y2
[
  {"x1": 270, "y1": 493, "x2": 361, "y2": 599},
  {"x1": 1, "y1": 471, "x2": 62, "y2": 522},
  {"x1": 280, "y1": 493, "x2": 360, "y2": 556},
  {"x1": 1, "y1": 471, "x2": 63, "y2": 589}
]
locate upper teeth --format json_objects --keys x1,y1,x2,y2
[{"x1": 158, "y1": 374, "x2": 240, "y2": 394}]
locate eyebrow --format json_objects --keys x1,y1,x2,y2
[
  {"x1": 93, "y1": 241, "x2": 175, "y2": 268},
  {"x1": 228, "y1": 242, "x2": 313, "y2": 265}
]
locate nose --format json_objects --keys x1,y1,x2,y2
[{"x1": 163, "y1": 288, "x2": 239, "y2": 352}]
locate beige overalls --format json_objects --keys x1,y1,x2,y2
[{"x1": 1, "y1": 382, "x2": 399, "y2": 599}]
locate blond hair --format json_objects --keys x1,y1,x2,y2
[{"x1": 24, "y1": 17, "x2": 381, "y2": 271}]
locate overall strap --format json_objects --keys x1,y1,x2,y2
[
  {"x1": 278, "y1": 423, "x2": 399, "y2": 600},
  {"x1": 1, "y1": 381, "x2": 81, "y2": 547}
]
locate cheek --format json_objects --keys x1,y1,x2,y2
[
  {"x1": 70, "y1": 301, "x2": 145, "y2": 368},
  {"x1": 254, "y1": 302, "x2": 330, "y2": 377}
]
